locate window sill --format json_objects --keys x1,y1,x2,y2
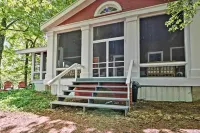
[{"x1": 140, "y1": 61, "x2": 187, "y2": 67}]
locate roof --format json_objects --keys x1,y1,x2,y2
[
  {"x1": 41, "y1": 0, "x2": 96, "y2": 32},
  {"x1": 16, "y1": 47, "x2": 47, "y2": 54}
]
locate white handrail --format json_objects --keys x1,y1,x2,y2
[
  {"x1": 126, "y1": 60, "x2": 134, "y2": 108},
  {"x1": 126, "y1": 60, "x2": 134, "y2": 84},
  {"x1": 47, "y1": 63, "x2": 84, "y2": 86}
]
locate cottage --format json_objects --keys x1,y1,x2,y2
[{"x1": 17, "y1": 0, "x2": 200, "y2": 114}]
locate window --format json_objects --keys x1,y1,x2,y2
[
  {"x1": 140, "y1": 14, "x2": 186, "y2": 77},
  {"x1": 93, "y1": 22, "x2": 124, "y2": 40},
  {"x1": 57, "y1": 30, "x2": 82, "y2": 78},
  {"x1": 94, "y1": 1, "x2": 122, "y2": 17}
]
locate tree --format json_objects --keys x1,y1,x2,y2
[
  {"x1": 0, "y1": 0, "x2": 54, "y2": 85},
  {"x1": 0, "y1": 0, "x2": 76, "y2": 85},
  {"x1": 166, "y1": 0, "x2": 200, "y2": 31}
]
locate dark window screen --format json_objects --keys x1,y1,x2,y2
[
  {"x1": 93, "y1": 22, "x2": 124, "y2": 40},
  {"x1": 57, "y1": 30, "x2": 81, "y2": 68},
  {"x1": 140, "y1": 14, "x2": 185, "y2": 63}
]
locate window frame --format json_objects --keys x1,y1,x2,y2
[
  {"x1": 170, "y1": 47, "x2": 185, "y2": 61},
  {"x1": 94, "y1": 1, "x2": 122, "y2": 17},
  {"x1": 148, "y1": 51, "x2": 163, "y2": 62}
]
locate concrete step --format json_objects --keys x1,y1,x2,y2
[
  {"x1": 58, "y1": 95, "x2": 129, "y2": 101},
  {"x1": 51, "y1": 101, "x2": 129, "y2": 110},
  {"x1": 67, "y1": 85, "x2": 127, "y2": 88},
  {"x1": 62, "y1": 89, "x2": 127, "y2": 94}
]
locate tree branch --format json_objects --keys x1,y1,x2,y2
[
  {"x1": 6, "y1": 27, "x2": 29, "y2": 32},
  {"x1": 6, "y1": 19, "x2": 20, "y2": 29}
]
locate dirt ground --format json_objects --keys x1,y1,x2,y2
[{"x1": 0, "y1": 101, "x2": 200, "y2": 133}]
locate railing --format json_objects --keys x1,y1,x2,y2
[
  {"x1": 47, "y1": 63, "x2": 84, "y2": 95},
  {"x1": 126, "y1": 60, "x2": 134, "y2": 108}
]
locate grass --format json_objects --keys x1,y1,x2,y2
[
  {"x1": 0, "y1": 89, "x2": 56, "y2": 112},
  {"x1": 0, "y1": 89, "x2": 199, "y2": 132}
]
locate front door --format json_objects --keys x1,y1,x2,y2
[{"x1": 93, "y1": 39, "x2": 124, "y2": 77}]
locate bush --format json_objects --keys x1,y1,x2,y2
[{"x1": 0, "y1": 89, "x2": 56, "y2": 112}]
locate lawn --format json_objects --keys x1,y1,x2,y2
[{"x1": 0, "y1": 89, "x2": 199, "y2": 133}]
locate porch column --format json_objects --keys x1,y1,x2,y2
[
  {"x1": 80, "y1": 25, "x2": 91, "y2": 78},
  {"x1": 125, "y1": 16, "x2": 139, "y2": 78},
  {"x1": 40, "y1": 52, "x2": 44, "y2": 80},
  {"x1": 190, "y1": 8, "x2": 200, "y2": 78},
  {"x1": 44, "y1": 31, "x2": 55, "y2": 83}
]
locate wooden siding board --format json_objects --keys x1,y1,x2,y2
[{"x1": 58, "y1": 0, "x2": 171, "y2": 26}]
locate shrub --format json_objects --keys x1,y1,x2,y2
[{"x1": 0, "y1": 89, "x2": 56, "y2": 112}]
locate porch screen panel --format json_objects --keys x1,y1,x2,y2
[
  {"x1": 33, "y1": 53, "x2": 40, "y2": 80},
  {"x1": 140, "y1": 14, "x2": 185, "y2": 77},
  {"x1": 93, "y1": 22, "x2": 124, "y2": 40},
  {"x1": 109, "y1": 40, "x2": 124, "y2": 77},
  {"x1": 42, "y1": 52, "x2": 47, "y2": 79},
  {"x1": 57, "y1": 30, "x2": 81, "y2": 68},
  {"x1": 93, "y1": 42, "x2": 107, "y2": 77}
]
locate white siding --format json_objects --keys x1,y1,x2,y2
[
  {"x1": 138, "y1": 87, "x2": 192, "y2": 102},
  {"x1": 34, "y1": 83, "x2": 45, "y2": 92}
]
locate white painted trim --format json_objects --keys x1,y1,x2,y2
[
  {"x1": 148, "y1": 51, "x2": 163, "y2": 62},
  {"x1": 94, "y1": 1, "x2": 122, "y2": 17},
  {"x1": 170, "y1": 47, "x2": 184, "y2": 61},
  {"x1": 93, "y1": 36, "x2": 124, "y2": 43},
  {"x1": 132, "y1": 77, "x2": 200, "y2": 86},
  {"x1": 16, "y1": 47, "x2": 47, "y2": 54},
  {"x1": 50, "y1": 3, "x2": 167, "y2": 32},
  {"x1": 184, "y1": 26, "x2": 191, "y2": 78},
  {"x1": 140, "y1": 62, "x2": 187, "y2": 67},
  {"x1": 41, "y1": 0, "x2": 96, "y2": 31}
]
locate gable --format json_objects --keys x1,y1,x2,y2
[{"x1": 59, "y1": 0, "x2": 170, "y2": 26}]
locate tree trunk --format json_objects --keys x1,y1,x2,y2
[
  {"x1": 0, "y1": 34, "x2": 5, "y2": 87},
  {"x1": 24, "y1": 43, "x2": 29, "y2": 86}
]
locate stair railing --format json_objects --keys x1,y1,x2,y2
[
  {"x1": 126, "y1": 60, "x2": 134, "y2": 108},
  {"x1": 47, "y1": 63, "x2": 84, "y2": 95}
]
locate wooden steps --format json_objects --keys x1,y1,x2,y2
[
  {"x1": 51, "y1": 101, "x2": 129, "y2": 116},
  {"x1": 62, "y1": 89, "x2": 127, "y2": 94},
  {"x1": 67, "y1": 85, "x2": 127, "y2": 88},
  {"x1": 57, "y1": 95, "x2": 129, "y2": 101},
  {"x1": 51, "y1": 78, "x2": 130, "y2": 116}
]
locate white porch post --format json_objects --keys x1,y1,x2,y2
[
  {"x1": 80, "y1": 25, "x2": 91, "y2": 78},
  {"x1": 40, "y1": 52, "x2": 44, "y2": 80},
  {"x1": 125, "y1": 16, "x2": 139, "y2": 78},
  {"x1": 44, "y1": 31, "x2": 55, "y2": 83},
  {"x1": 190, "y1": 8, "x2": 200, "y2": 78},
  {"x1": 31, "y1": 53, "x2": 35, "y2": 81}
]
